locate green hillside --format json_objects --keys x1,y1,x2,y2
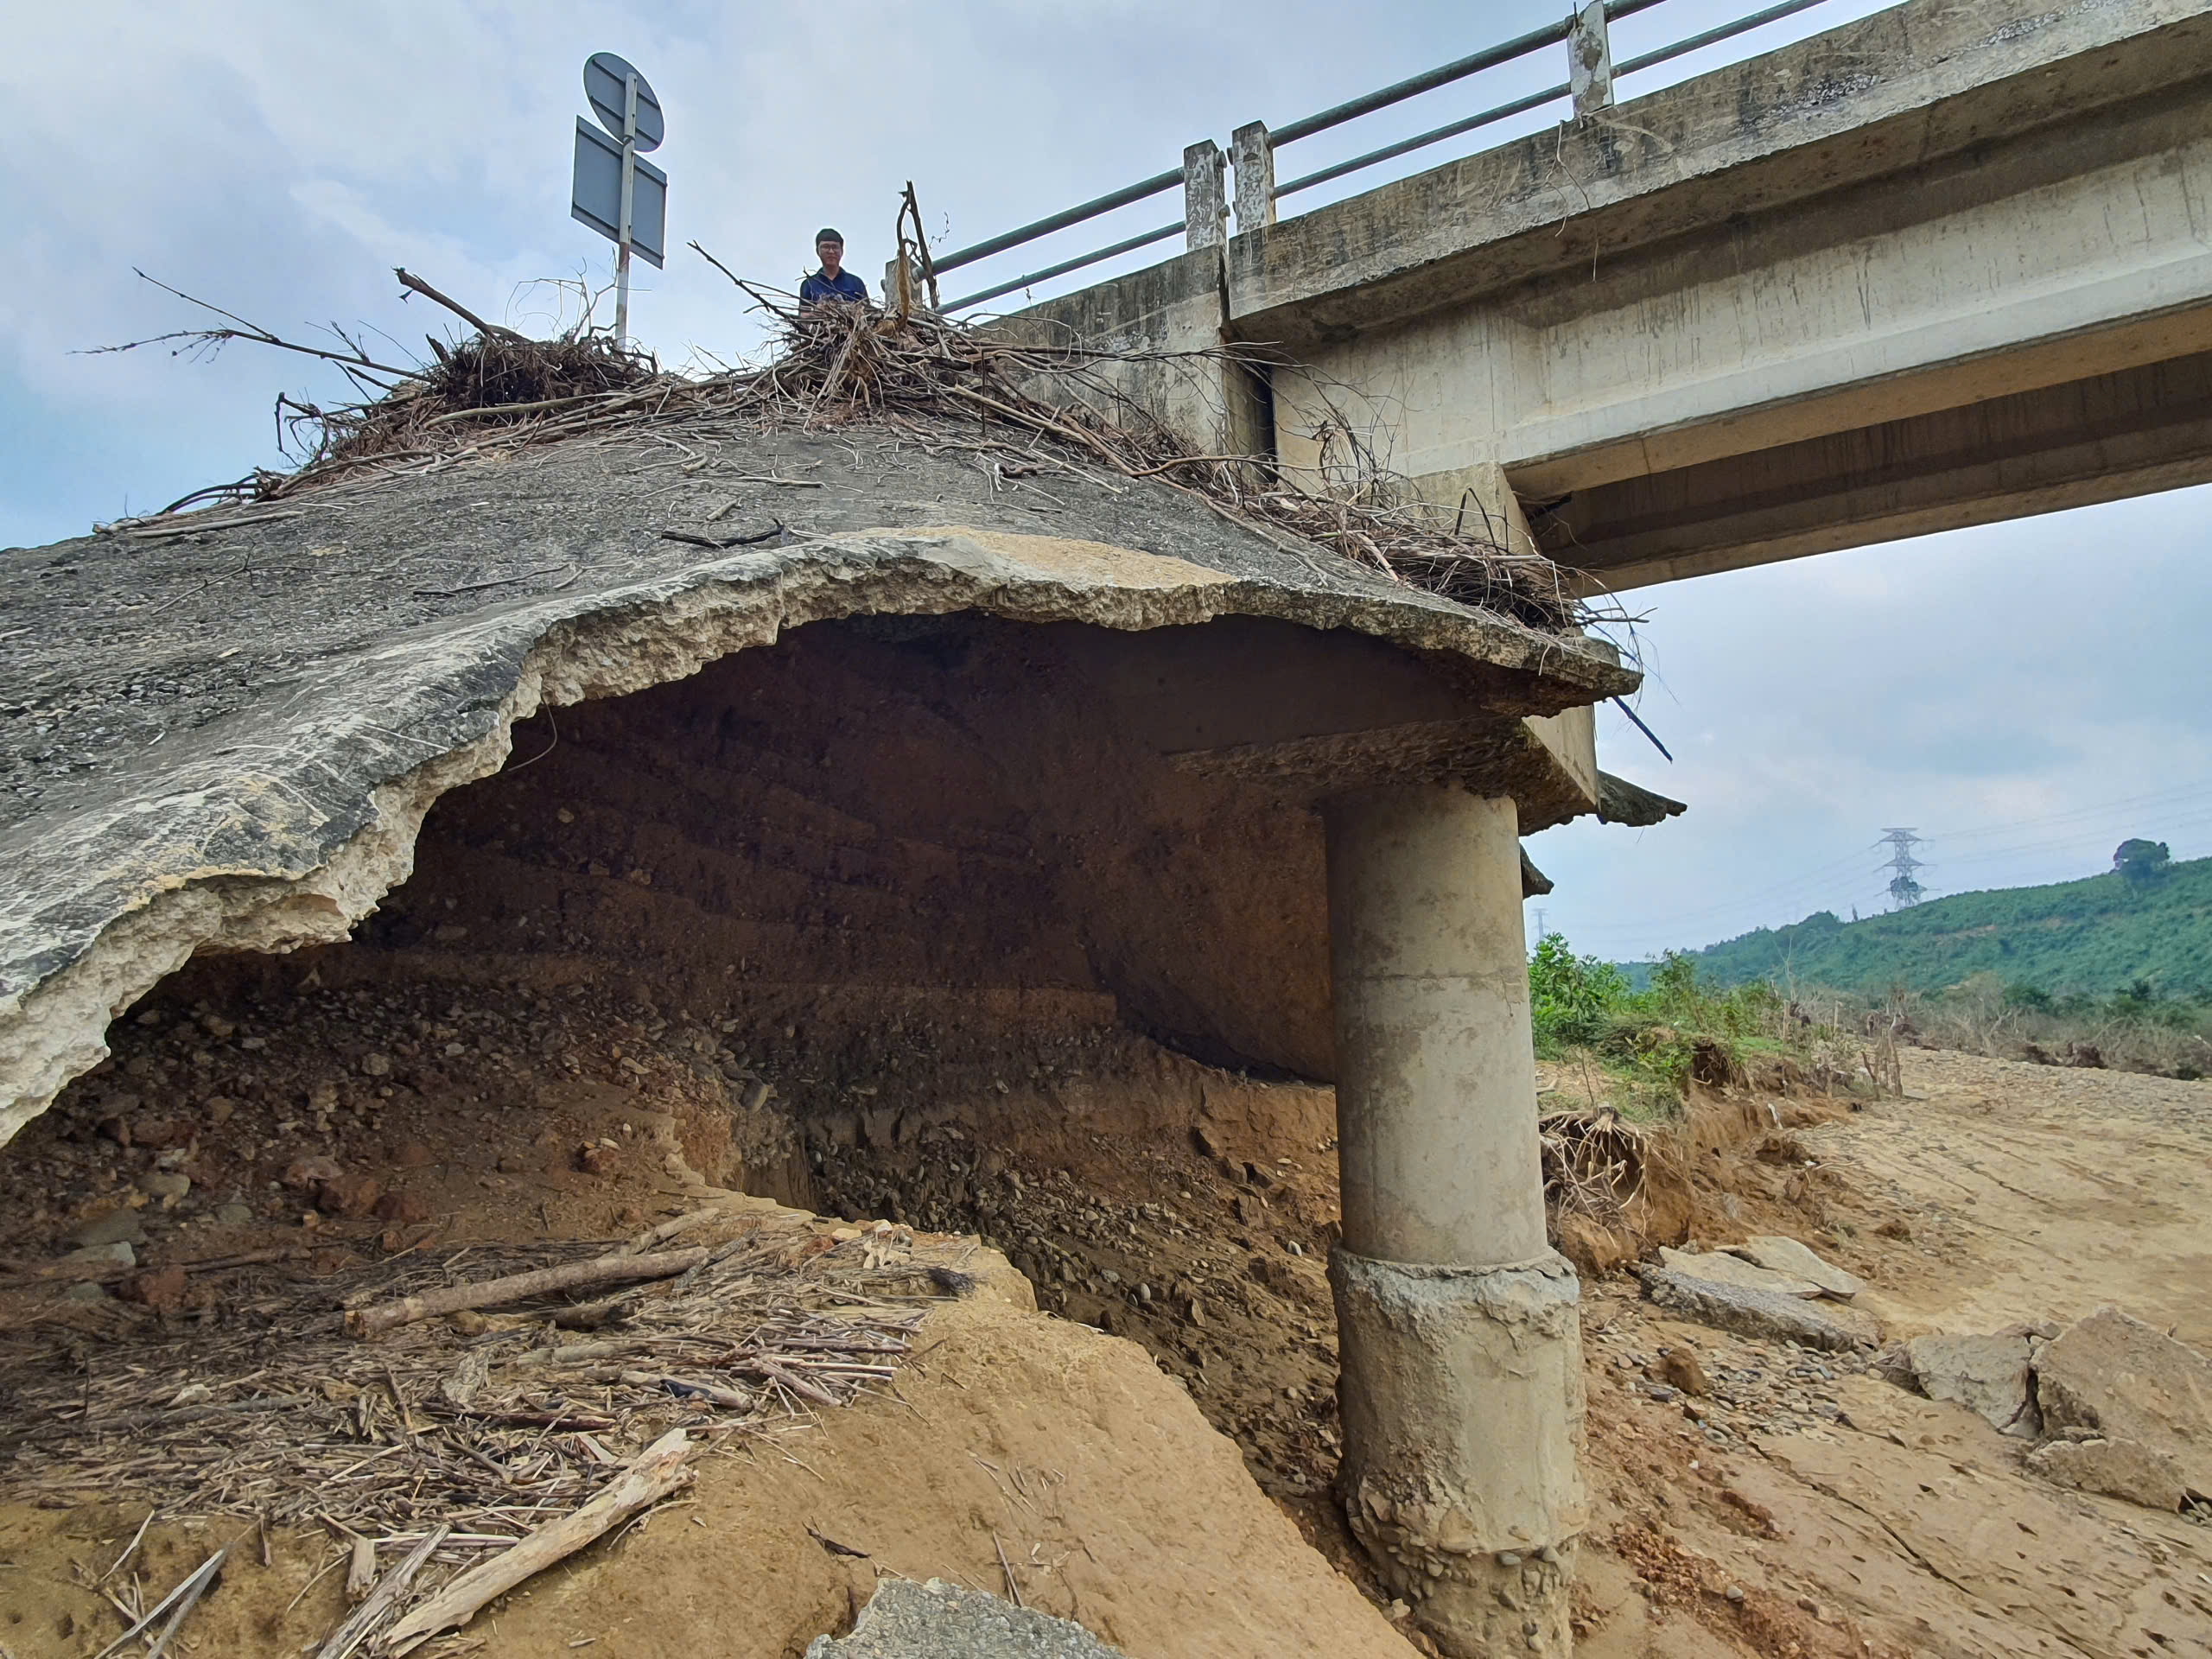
[{"x1": 1646, "y1": 854, "x2": 2212, "y2": 996}]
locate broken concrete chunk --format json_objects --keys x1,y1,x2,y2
[
  {"x1": 1727, "y1": 1235, "x2": 1864, "y2": 1299},
  {"x1": 2025, "y1": 1436, "x2": 2190, "y2": 1511},
  {"x1": 2034, "y1": 1306, "x2": 2212, "y2": 1499},
  {"x1": 1637, "y1": 1265, "x2": 1876, "y2": 1352},
  {"x1": 1657, "y1": 1247, "x2": 1824, "y2": 1299},
  {"x1": 805, "y1": 1577, "x2": 1124, "y2": 1658},
  {"x1": 1904, "y1": 1334, "x2": 2036, "y2": 1435}
]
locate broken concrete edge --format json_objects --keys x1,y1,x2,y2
[
  {"x1": 1330, "y1": 1247, "x2": 1585, "y2": 1657},
  {"x1": 2029, "y1": 1305, "x2": 2212, "y2": 1502},
  {"x1": 0, "y1": 525, "x2": 1634, "y2": 1148}
]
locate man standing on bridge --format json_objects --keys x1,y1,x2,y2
[{"x1": 799, "y1": 228, "x2": 868, "y2": 308}]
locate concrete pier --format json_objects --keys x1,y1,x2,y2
[{"x1": 1323, "y1": 785, "x2": 1586, "y2": 1657}]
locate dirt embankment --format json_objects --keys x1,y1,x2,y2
[{"x1": 3, "y1": 957, "x2": 2209, "y2": 1656}]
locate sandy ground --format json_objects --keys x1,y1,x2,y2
[
  {"x1": 2, "y1": 1001, "x2": 2209, "y2": 1658},
  {"x1": 1568, "y1": 1050, "x2": 2212, "y2": 1659},
  {"x1": 1814, "y1": 1051, "x2": 2212, "y2": 1351}
]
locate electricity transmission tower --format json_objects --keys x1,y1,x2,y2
[{"x1": 1878, "y1": 828, "x2": 1928, "y2": 906}]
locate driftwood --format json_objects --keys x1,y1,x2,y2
[
  {"x1": 624, "y1": 1203, "x2": 741, "y2": 1254},
  {"x1": 344, "y1": 1248, "x2": 708, "y2": 1338},
  {"x1": 345, "y1": 1535, "x2": 377, "y2": 1603},
  {"x1": 315, "y1": 1526, "x2": 446, "y2": 1659},
  {"x1": 380, "y1": 1430, "x2": 696, "y2": 1654}
]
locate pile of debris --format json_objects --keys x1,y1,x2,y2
[
  {"x1": 101, "y1": 262, "x2": 1604, "y2": 632},
  {"x1": 0, "y1": 1201, "x2": 975, "y2": 1653}
]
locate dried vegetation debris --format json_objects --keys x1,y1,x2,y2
[
  {"x1": 0, "y1": 1213, "x2": 959, "y2": 1532},
  {"x1": 98, "y1": 263, "x2": 1602, "y2": 632}
]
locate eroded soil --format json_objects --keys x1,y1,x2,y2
[{"x1": 0, "y1": 964, "x2": 2206, "y2": 1658}]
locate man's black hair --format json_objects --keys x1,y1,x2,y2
[{"x1": 815, "y1": 227, "x2": 843, "y2": 247}]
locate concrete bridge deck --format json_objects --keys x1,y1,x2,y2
[{"x1": 1020, "y1": 0, "x2": 2212, "y2": 588}]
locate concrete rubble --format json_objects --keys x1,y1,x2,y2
[
  {"x1": 1875, "y1": 1306, "x2": 2212, "y2": 1510},
  {"x1": 1635, "y1": 1263, "x2": 1878, "y2": 1352},
  {"x1": 1726, "y1": 1234, "x2": 1865, "y2": 1298},
  {"x1": 1656, "y1": 1246, "x2": 1827, "y2": 1299},
  {"x1": 2031, "y1": 1306, "x2": 2212, "y2": 1503},
  {"x1": 1904, "y1": 1333, "x2": 2038, "y2": 1436},
  {"x1": 2025, "y1": 1436, "x2": 2191, "y2": 1511},
  {"x1": 804, "y1": 1580, "x2": 1123, "y2": 1659}
]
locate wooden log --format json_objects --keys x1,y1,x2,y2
[
  {"x1": 313, "y1": 1525, "x2": 444, "y2": 1659},
  {"x1": 342, "y1": 1249, "x2": 707, "y2": 1339},
  {"x1": 381, "y1": 1430, "x2": 695, "y2": 1655},
  {"x1": 623, "y1": 1202, "x2": 738, "y2": 1255}
]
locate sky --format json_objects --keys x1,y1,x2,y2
[{"x1": 4, "y1": 1, "x2": 2208, "y2": 962}]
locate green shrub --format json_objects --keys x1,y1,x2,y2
[{"x1": 1529, "y1": 933, "x2": 1629, "y2": 1056}]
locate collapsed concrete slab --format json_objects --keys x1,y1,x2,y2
[
  {"x1": 1727, "y1": 1235, "x2": 1865, "y2": 1299},
  {"x1": 3, "y1": 404, "x2": 1662, "y2": 1659},
  {"x1": 0, "y1": 425, "x2": 1634, "y2": 1149},
  {"x1": 1637, "y1": 1265, "x2": 1878, "y2": 1352},
  {"x1": 1658, "y1": 1246, "x2": 1826, "y2": 1300},
  {"x1": 2025, "y1": 1436, "x2": 2191, "y2": 1512}
]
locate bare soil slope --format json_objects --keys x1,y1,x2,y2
[{"x1": 1, "y1": 957, "x2": 2206, "y2": 1657}]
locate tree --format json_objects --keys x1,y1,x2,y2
[{"x1": 2113, "y1": 838, "x2": 2171, "y2": 887}]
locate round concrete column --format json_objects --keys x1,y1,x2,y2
[
  {"x1": 1325, "y1": 785, "x2": 1546, "y2": 1267},
  {"x1": 1322, "y1": 784, "x2": 1586, "y2": 1659}
]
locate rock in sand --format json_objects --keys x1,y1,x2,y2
[{"x1": 806, "y1": 1578, "x2": 1122, "y2": 1658}]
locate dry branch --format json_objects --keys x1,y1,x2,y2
[
  {"x1": 101, "y1": 258, "x2": 1611, "y2": 633},
  {"x1": 343, "y1": 1247, "x2": 708, "y2": 1338},
  {"x1": 379, "y1": 1429, "x2": 696, "y2": 1654},
  {"x1": 393, "y1": 268, "x2": 523, "y2": 342},
  {"x1": 345, "y1": 1535, "x2": 377, "y2": 1604},
  {"x1": 90, "y1": 1546, "x2": 227, "y2": 1659}
]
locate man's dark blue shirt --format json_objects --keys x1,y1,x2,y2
[{"x1": 800, "y1": 267, "x2": 868, "y2": 306}]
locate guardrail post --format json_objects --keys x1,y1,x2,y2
[
  {"x1": 1183, "y1": 140, "x2": 1229, "y2": 251},
  {"x1": 1569, "y1": 0, "x2": 1614, "y2": 117},
  {"x1": 1230, "y1": 122, "x2": 1276, "y2": 234}
]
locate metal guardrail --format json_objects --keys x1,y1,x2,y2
[{"x1": 932, "y1": 0, "x2": 1840, "y2": 314}]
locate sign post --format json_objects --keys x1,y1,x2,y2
[{"x1": 570, "y1": 54, "x2": 666, "y2": 347}]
